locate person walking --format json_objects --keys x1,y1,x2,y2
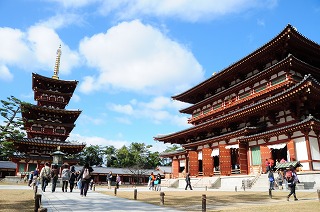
[
  {"x1": 155, "y1": 173, "x2": 161, "y2": 191},
  {"x1": 51, "y1": 164, "x2": 59, "y2": 192},
  {"x1": 185, "y1": 173, "x2": 193, "y2": 190},
  {"x1": 78, "y1": 163, "x2": 93, "y2": 197},
  {"x1": 69, "y1": 166, "x2": 77, "y2": 192},
  {"x1": 265, "y1": 159, "x2": 270, "y2": 173},
  {"x1": 286, "y1": 165, "x2": 299, "y2": 201},
  {"x1": 28, "y1": 171, "x2": 34, "y2": 187},
  {"x1": 116, "y1": 174, "x2": 121, "y2": 189},
  {"x1": 268, "y1": 170, "x2": 275, "y2": 190},
  {"x1": 107, "y1": 171, "x2": 112, "y2": 189},
  {"x1": 40, "y1": 162, "x2": 51, "y2": 192},
  {"x1": 148, "y1": 172, "x2": 155, "y2": 190},
  {"x1": 61, "y1": 164, "x2": 70, "y2": 192}
]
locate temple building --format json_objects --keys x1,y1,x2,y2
[
  {"x1": 10, "y1": 46, "x2": 85, "y2": 175},
  {"x1": 154, "y1": 24, "x2": 320, "y2": 178}
]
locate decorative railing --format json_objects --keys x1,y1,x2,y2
[{"x1": 188, "y1": 76, "x2": 291, "y2": 124}]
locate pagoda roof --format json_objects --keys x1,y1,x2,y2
[
  {"x1": 10, "y1": 155, "x2": 80, "y2": 163},
  {"x1": 21, "y1": 103, "x2": 81, "y2": 124},
  {"x1": 180, "y1": 55, "x2": 320, "y2": 114},
  {"x1": 160, "y1": 149, "x2": 186, "y2": 158},
  {"x1": 32, "y1": 73, "x2": 78, "y2": 89},
  {"x1": 154, "y1": 74, "x2": 320, "y2": 143},
  {"x1": 238, "y1": 115, "x2": 320, "y2": 142},
  {"x1": 182, "y1": 126, "x2": 260, "y2": 147},
  {"x1": 173, "y1": 24, "x2": 320, "y2": 104},
  {"x1": 13, "y1": 138, "x2": 85, "y2": 148}
]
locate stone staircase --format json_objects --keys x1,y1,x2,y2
[{"x1": 250, "y1": 173, "x2": 269, "y2": 190}]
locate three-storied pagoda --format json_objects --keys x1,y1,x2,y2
[
  {"x1": 11, "y1": 46, "x2": 85, "y2": 175},
  {"x1": 154, "y1": 24, "x2": 320, "y2": 178}
]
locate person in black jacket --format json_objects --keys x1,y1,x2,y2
[
  {"x1": 185, "y1": 173, "x2": 193, "y2": 190},
  {"x1": 69, "y1": 166, "x2": 77, "y2": 192},
  {"x1": 77, "y1": 163, "x2": 93, "y2": 197}
]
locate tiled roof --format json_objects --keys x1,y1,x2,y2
[
  {"x1": 155, "y1": 74, "x2": 318, "y2": 143},
  {"x1": 0, "y1": 161, "x2": 16, "y2": 169},
  {"x1": 274, "y1": 161, "x2": 302, "y2": 169},
  {"x1": 13, "y1": 138, "x2": 85, "y2": 147}
]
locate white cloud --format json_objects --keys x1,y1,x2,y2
[
  {"x1": 0, "y1": 25, "x2": 80, "y2": 80},
  {"x1": 79, "y1": 20, "x2": 204, "y2": 95},
  {"x1": 69, "y1": 133, "x2": 129, "y2": 149},
  {"x1": 109, "y1": 103, "x2": 134, "y2": 115},
  {"x1": 28, "y1": 25, "x2": 81, "y2": 75},
  {"x1": 107, "y1": 96, "x2": 189, "y2": 127},
  {"x1": 78, "y1": 114, "x2": 105, "y2": 125},
  {"x1": 97, "y1": 0, "x2": 278, "y2": 22},
  {"x1": 49, "y1": 0, "x2": 98, "y2": 9},
  {"x1": 0, "y1": 65, "x2": 14, "y2": 81}
]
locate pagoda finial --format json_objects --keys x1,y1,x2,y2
[{"x1": 52, "y1": 45, "x2": 62, "y2": 80}]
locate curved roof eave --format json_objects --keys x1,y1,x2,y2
[
  {"x1": 155, "y1": 74, "x2": 318, "y2": 143},
  {"x1": 172, "y1": 24, "x2": 320, "y2": 104}
]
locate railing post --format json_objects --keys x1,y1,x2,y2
[
  {"x1": 134, "y1": 189, "x2": 137, "y2": 200},
  {"x1": 34, "y1": 194, "x2": 41, "y2": 212},
  {"x1": 202, "y1": 194, "x2": 206, "y2": 212},
  {"x1": 235, "y1": 186, "x2": 237, "y2": 192},
  {"x1": 114, "y1": 187, "x2": 117, "y2": 196},
  {"x1": 160, "y1": 192, "x2": 165, "y2": 205},
  {"x1": 317, "y1": 189, "x2": 320, "y2": 202},
  {"x1": 93, "y1": 184, "x2": 95, "y2": 191},
  {"x1": 205, "y1": 186, "x2": 207, "y2": 191}
]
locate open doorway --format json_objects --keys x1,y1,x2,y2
[
  {"x1": 230, "y1": 148, "x2": 239, "y2": 169},
  {"x1": 271, "y1": 145, "x2": 287, "y2": 163}
]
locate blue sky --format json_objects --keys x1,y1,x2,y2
[{"x1": 0, "y1": 0, "x2": 320, "y2": 153}]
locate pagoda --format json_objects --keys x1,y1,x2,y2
[
  {"x1": 11, "y1": 46, "x2": 85, "y2": 175},
  {"x1": 154, "y1": 24, "x2": 320, "y2": 178}
]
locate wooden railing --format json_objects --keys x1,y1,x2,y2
[{"x1": 188, "y1": 76, "x2": 292, "y2": 124}]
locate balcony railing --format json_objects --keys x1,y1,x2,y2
[{"x1": 188, "y1": 75, "x2": 291, "y2": 124}]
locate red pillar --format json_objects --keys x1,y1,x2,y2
[
  {"x1": 219, "y1": 144, "x2": 231, "y2": 176},
  {"x1": 287, "y1": 139, "x2": 296, "y2": 161},
  {"x1": 260, "y1": 145, "x2": 272, "y2": 173},
  {"x1": 202, "y1": 148, "x2": 213, "y2": 176},
  {"x1": 188, "y1": 151, "x2": 198, "y2": 176},
  {"x1": 238, "y1": 142, "x2": 248, "y2": 174},
  {"x1": 304, "y1": 134, "x2": 313, "y2": 170},
  {"x1": 172, "y1": 158, "x2": 179, "y2": 178}
]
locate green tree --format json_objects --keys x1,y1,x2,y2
[
  {"x1": 114, "y1": 142, "x2": 161, "y2": 184},
  {"x1": 0, "y1": 96, "x2": 25, "y2": 160},
  {"x1": 79, "y1": 145, "x2": 103, "y2": 166},
  {"x1": 103, "y1": 145, "x2": 117, "y2": 167},
  {"x1": 160, "y1": 144, "x2": 183, "y2": 166}
]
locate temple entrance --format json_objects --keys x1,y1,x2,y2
[
  {"x1": 198, "y1": 159, "x2": 203, "y2": 173},
  {"x1": 213, "y1": 156, "x2": 219, "y2": 171},
  {"x1": 231, "y1": 148, "x2": 239, "y2": 169},
  {"x1": 231, "y1": 148, "x2": 240, "y2": 174},
  {"x1": 271, "y1": 145, "x2": 287, "y2": 162}
]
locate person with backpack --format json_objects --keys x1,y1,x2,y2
[
  {"x1": 51, "y1": 164, "x2": 59, "y2": 192},
  {"x1": 61, "y1": 164, "x2": 71, "y2": 192},
  {"x1": 155, "y1": 173, "x2": 161, "y2": 191},
  {"x1": 286, "y1": 165, "x2": 299, "y2": 201},
  {"x1": 40, "y1": 162, "x2": 51, "y2": 192},
  {"x1": 77, "y1": 163, "x2": 93, "y2": 197},
  {"x1": 69, "y1": 166, "x2": 77, "y2": 192}
]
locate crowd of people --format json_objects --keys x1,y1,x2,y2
[
  {"x1": 27, "y1": 163, "x2": 95, "y2": 197},
  {"x1": 266, "y1": 158, "x2": 300, "y2": 201},
  {"x1": 147, "y1": 172, "x2": 162, "y2": 191}
]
